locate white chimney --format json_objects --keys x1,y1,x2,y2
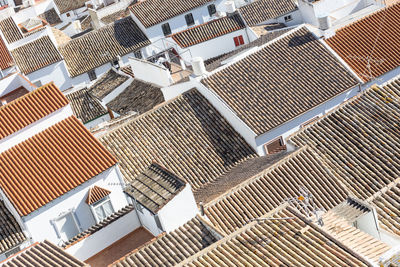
[
  {"x1": 22, "y1": 0, "x2": 29, "y2": 8},
  {"x1": 192, "y1": 57, "x2": 206, "y2": 76},
  {"x1": 318, "y1": 16, "x2": 331, "y2": 30},
  {"x1": 28, "y1": 0, "x2": 35, "y2": 6},
  {"x1": 225, "y1": 1, "x2": 236, "y2": 13},
  {"x1": 73, "y1": 20, "x2": 82, "y2": 33}
]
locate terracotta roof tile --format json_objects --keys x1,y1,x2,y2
[
  {"x1": 0, "y1": 116, "x2": 117, "y2": 216},
  {"x1": 239, "y1": 0, "x2": 298, "y2": 26},
  {"x1": 129, "y1": 0, "x2": 213, "y2": 28},
  {"x1": 203, "y1": 27, "x2": 359, "y2": 135},
  {"x1": 89, "y1": 69, "x2": 129, "y2": 100},
  {"x1": 0, "y1": 200, "x2": 26, "y2": 254},
  {"x1": 326, "y1": 3, "x2": 400, "y2": 82},
  {"x1": 100, "y1": 89, "x2": 257, "y2": 191},
  {"x1": 86, "y1": 185, "x2": 111, "y2": 205},
  {"x1": 59, "y1": 17, "x2": 150, "y2": 77},
  {"x1": 0, "y1": 36, "x2": 13, "y2": 70},
  {"x1": 0, "y1": 83, "x2": 68, "y2": 141},
  {"x1": 0, "y1": 17, "x2": 23, "y2": 44},
  {"x1": 289, "y1": 78, "x2": 400, "y2": 200},
  {"x1": 171, "y1": 14, "x2": 245, "y2": 48},
  {"x1": 11, "y1": 36, "x2": 63, "y2": 74},
  {"x1": 111, "y1": 216, "x2": 220, "y2": 266},
  {"x1": 3, "y1": 240, "x2": 87, "y2": 267}
]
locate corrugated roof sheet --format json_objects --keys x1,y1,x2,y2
[
  {"x1": 326, "y1": 3, "x2": 400, "y2": 82},
  {"x1": 59, "y1": 17, "x2": 150, "y2": 77},
  {"x1": 239, "y1": 0, "x2": 298, "y2": 26},
  {"x1": 0, "y1": 83, "x2": 68, "y2": 141},
  {"x1": 202, "y1": 27, "x2": 359, "y2": 135},
  {"x1": 11, "y1": 36, "x2": 63, "y2": 74},
  {"x1": 171, "y1": 13, "x2": 245, "y2": 48},
  {"x1": 129, "y1": 0, "x2": 213, "y2": 28},
  {"x1": 0, "y1": 116, "x2": 117, "y2": 216}
]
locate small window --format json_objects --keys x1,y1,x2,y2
[
  {"x1": 154, "y1": 214, "x2": 163, "y2": 231},
  {"x1": 233, "y1": 35, "x2": 244, "y2": 47},
  {"x1": 92, "y1": 197, "x2": 114, "y2": 223},
  {"x1": 161, "y1": 23, "x2": 171, "y2": 36},
  {"x1": 185, "y1": 13, "x2": 194, "y2": 26},
  {"x1": 88, "y1": 69, "x2": 97, "y2": 81},
  {"x1": 112, "y1": 59, "x2": 120, "y2": 69},
  {"x1": 265, "y1": 137, "x2": 286, "y2": 155},
  {"x1": 134, "y1": 50, "x2": 143, "y2": 59},
  {"x1": 66, "y1": 12, "x2": 71, "y2": 17},
  {"x1": 284, "y1": 15, "x2": 293, "y2": 22},
  {"x1": 208, "y1": 4, "x2": 216, "y2": 16}
]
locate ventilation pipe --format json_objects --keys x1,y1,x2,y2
[{"x1": 192, "y1": 57, "x2": 206, "y2": 76}]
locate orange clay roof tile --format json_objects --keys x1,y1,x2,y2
[
  {"x1": 0, "y1": 36, "x2": 13, "y2": 70},
  {"x1": 86, "y1": 185, "x2": 111, "y2": 205},
  {"x1": 0, "y1": 116, "x2": 117, "y2": 216},
  {"x1": 326, "y1": 3, "x2": 400, "y2": 82},
  {"x1": 0, "y1": 82, "x2": 68, "y2": 140}
]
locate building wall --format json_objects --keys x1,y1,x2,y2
[
  {"x1": 22, "y1": 166, "x2": 129, "y2": 246},
  {"x1": 84, "y1": 113, "x2": 111, "y2": 129},
  {"x1": 161, "y1": 79, "x2": 198, "y2": 100},
  {"x1": 157, "y1": 184, "x2": 198, "y2": 233},
  {"x1": 0, "y1": 105, "x2": 73, "y2": 153},
  {"x1": 129, "y1": 57, "x2": 172, "y2": 87},
  {"x1": 255, "y1": 85, "x2": 360, "y2": 156},
  {"x1": 64, "y1": 209, "x2": 141, "y2": 261},
  {"x1": 136, "y1": 204, "x2": 163, "y2": 236},
  {"x1": 26, "y1": 61, "x2": 72, "y2": 91}
]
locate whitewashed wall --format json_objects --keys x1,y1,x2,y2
[
  {"x1": 84, "y1": 113, "x2": 111, "y2": 129},
  {"x1": 136, "y1": 204, "x2": 163, "y2": 236},
  {"x1": 161, "y1": 79, "x2": 198, "y2": 100},
  {"x1": 26, "y1": 61, "x2": 72, "y2": 91},
  {"x1": 129, "y1": 57, "x2": 172, "y2": 87},
  {"x1": 157, "y1": 184, "x2": 198, "y2": 233},
  {"x1": 65, "y1": 209, "x2": 141, "y2": 261},
  {"x1": 22, "y1": 166, "x2": 129, "y2": 246}
]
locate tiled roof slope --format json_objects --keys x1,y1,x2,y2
[
  {"x1": 0, "y1": 200, "x2": 26, "y2": 254},
  {"x1": 129, "y1": 0, "x2": 213, "y2": 28},
  {"x1": 0, "y1": 37, "x2": 13, "y2": 70},
  {"x1": 370, "y1": 183, "x2": 400, "y2": 236},
  {"x1": 38, "y1": 8, "x2": 62, "y2": 26},
  {"x1": 100, "y1": 89, "x2": 257, "y2": 191},
  {"x1": 290, "y1": 79, "x2": 400, "y2": 200},
  {"x1": 204, "y1": 147, "x2": 349, "y2": 234},
  {"x1": 106, "y1": 79, "x2": 164, "y2": 115},
  {"x1": 63, "y1": 205, "x2": 134, "y2": 248},
  {"x1": 0, "y1": 17, "x2": 23, "y2": 44},
  {"x1": 111, "y1": 216, "x2": 220, "y2": 266},
  {"x1": 89, "y1": 69, "x2": 129, "y2": 100},
  {"x1": 0, "y1": 116, "x2": 117, "y2": 216},
  {"x1": 54, "y1": 0, "x2": 87, "y2": 14},
  {"x1": 322, "y1": 205, "x2": 391, "y2": 263},
  {"x1": 59, "y1": 17, "x2": 150, "y2": 77},
  {"x1": 239, "y1": 0, "x2": 298, "y2": 26},
  {"x1": 3, "y1": 240, "x2": 87, "y2": 267},
  {"x1": 326, "y1": 3, "x2": 400, "y2": 82},
  {"x1": 11, "y1": 36, "x2": 63, "y2": 74},
  {"x1": 125, "y1": 163, "x2": 186, "y2": 213},
  {"x1": 171, "y1": 13, "x2": 245, "y2": 48},
  {"x1": 203, "y1": 27, "x2": 358, "y2": 135},
  {"x1": 66, "y1": 88, "x2": 108, "y2": 124},
  {"x1": 0, "y1": 83, "x2": 68, "y2": 140},
  {"x1": 180, "y1": 206, "x2": 369, "y2": 266}
]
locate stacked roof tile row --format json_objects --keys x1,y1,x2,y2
[
  {"x1": 100, "y1": 89, "x2": 257, "y2": 191},
  {"x1": 0, "y1": 37, "x2": 13, "y2": 70},
  {"x1": 11, "y1": 36, "x2": 63, "y2": 74},
  {"x1": 181, "y1": 206, "x2": 369, "y2": 266},
  {"x1": 125, "y1": 163, "x2": 186, "y2": 213},
  {"x1": 0, "y1": 116, "x2": 117, "y2": 216},
  {"x1": 326, "y1": 3, "x2": 400, "y2": 82},
  {"x1": 0, "y1": 17, "x2": 23, "y2": 44},
  {"x1": 239, "y1": 0, "x2": 298, "y2": 26},
  {"x1": 59, "y1": 17, "x2": 150, "y2": 77},
  {"x1": 3, "y1": 240, "x2": 87, "y2": 267},
  {"x1": 171, "y1": 13, "x2": 245, "y2": 48},
  {"x1": 203, "y1": 27, "x2": 359, "y2": 135},
  {"x1": 0, "y1": 82, "x2": 68, "y2": 140},
  {"x1": 129, "y1": 0, "x2": 213, "y2": 28},
  {"x1": 66, "y1": 88, "x2": 108, "y2": 124},
  {"x1": 290, "y1": 79, "x2": 400, "y2": 200},
  {"x1": 86, "y1": 186, "x2": 111, "y2": 205},
  {"x1": 0, "y1": 200, "x2": 26, "y2": 254},
  {"x1": 111, "y1": 216, "x2": 220, "y2": 266},
  {"x1": 204, "y1": 147, "x2": 349, "y2": 234},
  {"x1": 53, "y1": 0, "x2": 87, "y2": 14},
  {"x1": 89, "y1": 69, "x2": 129, "y2": 100}
]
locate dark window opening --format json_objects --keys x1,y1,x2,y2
[
  {"x1": 208, "y1": 4, "x2": 216, "y2": 16},
  {"x1": 265, "y1": 137, "x2": 286, "y2": 155},
  {"x1": 161, "y1": 23, "x2": 171, "y2": 36},
  {"x1": 134, "y1": 50, "x2": 143, "y2": 59},
  {"x1": 284, "y1": 15, "x2": 293, "y2": 22},
  {"x1": 185, "y1": 13, "x2": 194, "y2": 26},
  {"x1": 88, "y1": 70, "x2": 97, "y2": 81}
]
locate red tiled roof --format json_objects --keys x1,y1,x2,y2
[
  {"x1": 326, "y1": 3, "x2": 400, "y2": 82},
  {"x1": 86, "y1": 186, "x2": 111, "y2": 205},
  {"x1": 0, "y1": 116, "x2": 117, "y2": 216},
  {"x1": 0, "y1": 83, "x2": 68, "y2": 140},
  {"x1": 0, "y1": 37, "x2": 13, "y2": 70}
]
